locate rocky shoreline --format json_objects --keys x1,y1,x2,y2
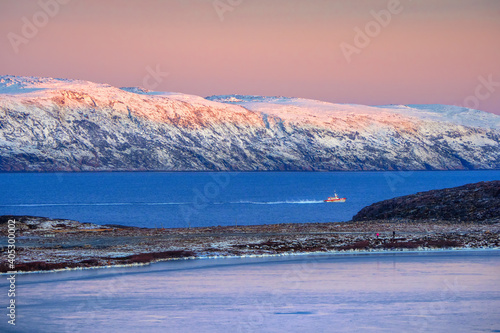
[{"x1": 1, "y1": 215, "x2": 499, "y2": 273}]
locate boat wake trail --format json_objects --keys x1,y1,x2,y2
[
  {"x1": 1, "y1": 200, "x2": 324, "y2": 207},
  {"x1": 0, "y1": 202, "x2": 190, "y2": 207},
  {"x1": 229, "y1": 200, "x2": 324, "y2": 205}
]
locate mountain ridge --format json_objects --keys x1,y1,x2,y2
[{"x1": 1, "y1": 75, "x2": 499, "y2": 172}]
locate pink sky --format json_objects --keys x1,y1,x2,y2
[{"x1": 1, "y1": 0, "x2": 499, "y2": 114}]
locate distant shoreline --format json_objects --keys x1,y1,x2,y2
[{"x1": 1, "y1": 169, "x2": 500, "y2": 174}]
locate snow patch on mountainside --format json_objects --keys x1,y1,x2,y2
[
  {"x1": 207, "y1": 95, "x2": 500, "y2": 131},
  {"x1": 379, "y1": 104, "x2": 500, "y2": 130},
  {"x1": 0, "y1": 75, "x2": 73, "y2": 95},
  {"x1": 0, "y1": 76, "x2": 261, "y2": 127}
]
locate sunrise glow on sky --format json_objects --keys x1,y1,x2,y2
[{"x1": 1, "y1": 0, "x2": 499, "y2": 114}]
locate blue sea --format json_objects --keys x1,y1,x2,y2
[{"x1": 0, "y1": 171, "x2": 499, "y2": 228}]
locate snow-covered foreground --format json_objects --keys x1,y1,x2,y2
[{"x1": 2, "y1": 251, "x2": 499, "y2": 332}]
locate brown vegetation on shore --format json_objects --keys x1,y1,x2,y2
[{"x1": 1, "y1": 216, "x2": 499, "y2": 273}]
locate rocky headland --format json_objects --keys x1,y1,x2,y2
[{"x1": 353, "y1": 180, "x2": 500, "y2": 222}]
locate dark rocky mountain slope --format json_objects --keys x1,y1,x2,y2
[{"x1": 353, "y1": 181, "x2": 500, "y2": 222}]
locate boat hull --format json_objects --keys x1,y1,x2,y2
[{"x1": 324, "y1": 198, "x2": 346, "y2": 203}]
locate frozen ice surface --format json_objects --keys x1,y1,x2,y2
[{"x1": 1, "y1": 250, "x2": 499, "y2": 332}]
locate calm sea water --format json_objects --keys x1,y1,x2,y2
[
  {"x1": 0, "y1": 171, "x2": 499, "y2": 228},
  {"x1": 1, "y1": 251, "x2": 499, "y2": 333}
]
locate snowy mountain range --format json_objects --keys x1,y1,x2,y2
[{"x1": 0, "y1": 75, "x2": 499, "y2": 171}]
